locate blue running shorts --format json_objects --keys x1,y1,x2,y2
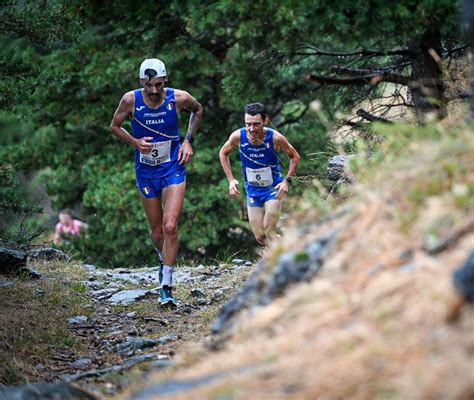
[
  {"x1": 136, "y1": 166, "x2": 186, "y2": 199},
  {"x1": 246, "y1": 187, "x2": 279, "y2": 207}
]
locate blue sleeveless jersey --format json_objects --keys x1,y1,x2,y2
[
  {"x1": 239, "y1": 128, "x2": 283, "y2": 195},
  {"x1": 131, "y1": 88, "x2": 183, "y2": 178}
]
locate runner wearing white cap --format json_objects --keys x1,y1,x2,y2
[
  {"x1": 110, "y1": 58, "x2": 203, "y2": 307},
  {"x1": 139, "y1": 58, "x2": 167, "y2": 79}
]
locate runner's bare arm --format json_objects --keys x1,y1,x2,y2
[
  {"x1": 175, "y1": 90, "x2": 203, "y2": 164},
  {"x1": 110, "y1": 92, "x2": 153, "y2": 154},
  {"x1": 273, "y1": 131, "x2": 300, "y2": 179},
  {"x1": 273, "y1": 131, "x2": 301, "y2": 197},
  {"x1": 219, "y1": 131, "x2": 241, "y2": 198},
  {"x1": 175, "y1": 90, "x2": 203, "y2": 140}
]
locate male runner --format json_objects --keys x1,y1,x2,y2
[
  {"x1": 219, "y1": 102, "x2": 300, "y2": 246},
  {"x1": 110, "y1": 58, "x2": 203, "y2": 306}
]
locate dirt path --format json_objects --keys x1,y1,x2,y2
[{"x1": 0, "y1": 256, "x2": 254, "y2": 399}]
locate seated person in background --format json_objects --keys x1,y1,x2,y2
[{"x1": 54, "y1": 209, "x2": 88, "y2": 245}]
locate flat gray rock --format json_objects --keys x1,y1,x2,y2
[
  {"x1": 157, "y1": 334, "x2": 178, "y2": 345},
  {"x1": 70, "y1": 358, "x2": 92, "y2": 369},
  {"x1": 91, "y1": 288, "x2": 120, "y2": 300},
  {"x1": 107, "y1": 289, "x2": 151, "y2": 306},
  {"x1": 68, "y1": 316, "x2": 89, "y2": 325},
  {"x1": 114, "y1": 337, "x2": 160, "y2": 353}
]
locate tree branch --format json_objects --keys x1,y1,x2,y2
[
  {"x1": 306, "y1": 69, "x2": 411, "y2": 87},
  {"x1": 444, "y1": 44, "x2": 469, "y2": 57},
  {"x1": 295, "y1": 44, "x2": 410, "y2": 58},
  {"x1": 306, "y1": 74, "x2": 373, "y2": 85},
  {"x1": 330, "y1": 66, "x2": 411, "y2": 84},
  {"x1": 345, "y1": 120, "x2": 367, "y2": 127},
  {"x1": 356, "y1": 109, "x2": 393, "y2": 124},
  {"x1": 330, "y1": 66, "x2": 384, "y2": 76},
  {"x1": 296, "y1": 43, "x2": 466, "y2": 59},
  {"x1": 332, "y1": 67, "x2": 411, "y2": 85}
]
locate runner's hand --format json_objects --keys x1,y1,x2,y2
[
  {"x1": 136, "y1": 137, "x2": 153, "y2": 153},
  {"x1": 229, "y1": 179, "x2": 240, "y2": 198},
  {"x1": 178, "y1": 141, "x2": 193, "y2": 165},
  {"x1": 275, "y1": 180, "x2": 289, "y2": 200}
]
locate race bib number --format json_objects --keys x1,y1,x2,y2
[
  {"x1": 246, "y1": 167, "x2": 273, "y2": 187},
  {"x1": 139, "y1": 141, "x2": 171, "y2": 166}
]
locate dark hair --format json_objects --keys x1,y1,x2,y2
[
  {"x1": 144, "y1": 68, "x2": 158, "y2": 82},
  {"x1": 245, "y1": 102, "x2": 267, "y2": 119}
]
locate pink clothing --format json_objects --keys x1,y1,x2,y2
[{"x1": 55, "y1": 219, "x2": 83, "y2": 237}]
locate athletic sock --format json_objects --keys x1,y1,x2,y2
[{"x1": 162, "y1": 265, "x2": 174, "y2": 286}]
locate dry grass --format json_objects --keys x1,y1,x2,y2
[
  {"x1": 0, "y1": 260, "x2": 91, "y2": 385},
  {"x1": 0, "y1": 254, "x2": 253, "y2": 396},
  {"x1": 125, "y1": 125, "x2": 474, "y2": 399}
]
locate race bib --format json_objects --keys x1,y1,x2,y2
[
  {"x1": 246, "y1": 166, "x2": 273, "y2": 187},
  {"x1": 139, "y1": 141, "x2": 171, "y2": 166}
]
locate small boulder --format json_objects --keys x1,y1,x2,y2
[
  {"x1": 0, "y1": 247, "x2": 27, "y2": 275},
  {"x1": 191, "y1": 288, "x2": 206, "y2": 298},
  {"x1": 28, "y1": 247, "x2": 68, "y2": 261}
]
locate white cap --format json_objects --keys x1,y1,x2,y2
[{"x1": 139, "y1": 58, "x2": 167, "y2": 80}]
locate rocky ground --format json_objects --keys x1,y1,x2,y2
[{"x1": 0, "y1": 252, "x2": 254, "y2": 399}]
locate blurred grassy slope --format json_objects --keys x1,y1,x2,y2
[{"x1": 126, "y1": 121, "x2": 474, "y2": 400}]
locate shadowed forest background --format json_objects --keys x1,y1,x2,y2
[{"x1": 0, "y1": 0, "x2": 469, "y2": 267}]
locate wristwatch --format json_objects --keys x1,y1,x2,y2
[
  {"x1": 285, "y1": 176, "x2": 293, "y2": 184},
  {"x1": 184, "y1": 133, "x2": 194, "y2": 144}
]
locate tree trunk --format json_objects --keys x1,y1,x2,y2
[{"x1": 408, "y1": 31, "x2": 447, "y2": 124}]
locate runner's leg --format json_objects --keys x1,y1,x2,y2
[
  {"x1": 263, "y1": 199, "x2": 282, "y2": 243},
  {"x1": 161, "y1": 181, "x2": 186, "y2": 266},
  {"x1": 141, "y1": 195, "x2": 165, "y2": 282},
  {"x1": 140, "y1": 195, "x2": 164, "y2": 251},
  {"x1": 247, "y1": 205, "x2": 266, "y2": 245},
  {"x1": 158, "y1": 182, "x2": 186, "y2": 306}
]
